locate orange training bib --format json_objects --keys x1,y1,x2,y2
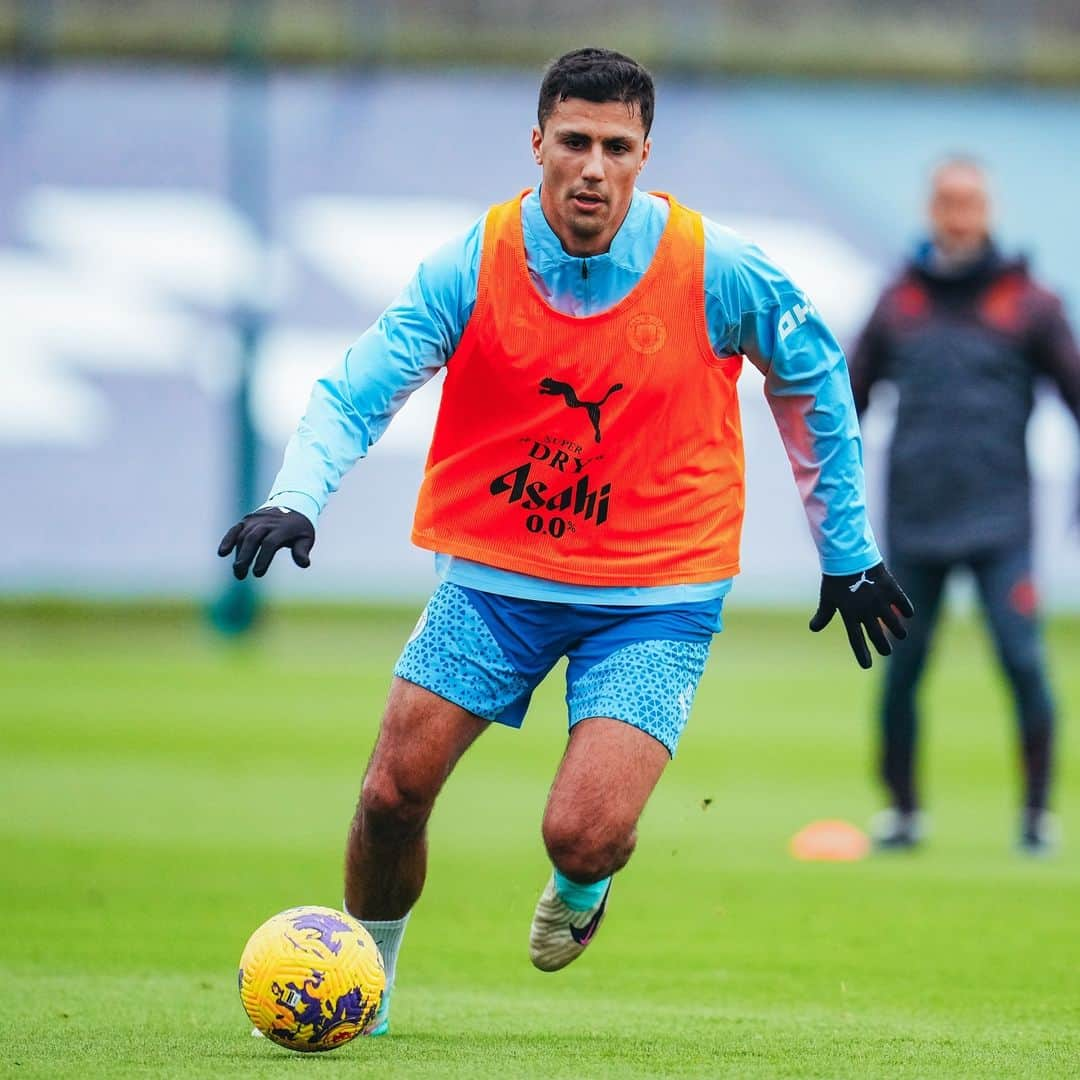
[{"x1": 411, "y1": 190, "x2": 745, "y2": 587}]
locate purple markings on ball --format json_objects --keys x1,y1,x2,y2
[
  {"x1": 290, "y1": 910, "x2": 354, "y2": 956},
  {"x1": 271, "y1": 971, "x2": 369, "y2": 1045}
]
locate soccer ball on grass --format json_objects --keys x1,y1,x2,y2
[{"x1": 238, "y1": 905, "x2": 386, "y2": 1052}]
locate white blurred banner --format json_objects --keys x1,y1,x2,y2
[{"x1": 2, "y1": 187, "x2": 1076, "y2": 604}]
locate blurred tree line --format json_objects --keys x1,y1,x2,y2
[{"x1": 2, "y1": 0, "x2": 1079, "y2": 82}]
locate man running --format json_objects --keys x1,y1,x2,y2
[{"x1": 219, "y1": 47, "x2": 912, "y2": 1034}]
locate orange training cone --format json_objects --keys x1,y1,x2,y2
[{"x1": 789, "y1": 819, "x2": 870, "y2": 862}]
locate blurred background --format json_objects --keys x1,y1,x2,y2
[{"x1": 1, "y1": 0, "x2": 1078, "y2": 611}]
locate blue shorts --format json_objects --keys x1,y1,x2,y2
[{"x1": 393, "y1": 583, "x2": 723, "y2": 755}]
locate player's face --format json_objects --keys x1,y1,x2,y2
[
  {"x1": 929, "y1": 165, "x2": 991, "y2": 259},
  {"x1": 531, "y1": 97, "x2": 651, "y2": 257}
]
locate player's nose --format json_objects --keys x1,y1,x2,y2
[{"x1": 581, "y1": 145, "x2": 605, "y2": 181}]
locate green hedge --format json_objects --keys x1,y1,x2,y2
[{"x1": 1, "y1": 3, "x2": 1079, "y2": 85}]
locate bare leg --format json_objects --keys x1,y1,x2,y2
[
  {"x1": 541, "y1": 717, "x2": 671, "y2": 883},
  {"x1": 344, "y1": 678, "x2": 488, "y2": 920}
]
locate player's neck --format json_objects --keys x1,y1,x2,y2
[{"x1": 538, "y1": 190, "x2": 632, "y2": 258}]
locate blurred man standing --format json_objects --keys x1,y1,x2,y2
[{"x1": 851, "y1": 157, "x2": 1080, "y2": 854}]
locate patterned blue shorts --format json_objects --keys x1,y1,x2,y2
[{"x1": 393, "y1": 583, "x2": 721, "y2": 755}]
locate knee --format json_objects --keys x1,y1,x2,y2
[
  {"x1": 360, "y1": 764, "x2": 436, "y2": 839},
  {"x1": 999, "y1": 650, "x2": 1054, "y2": 710},
  {"x1": 1000, "y1": 649, "x2": 1046, "y2": 689},
  {"x1": 542, "y1": 810, "x2": 636, "y2": 883}
]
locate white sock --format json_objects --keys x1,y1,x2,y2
[{"x1": 345, "y1": 902, "x2": 410, "y2": 990}]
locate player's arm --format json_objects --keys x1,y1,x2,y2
[
  {"x1": 218, "y1": 216, "x2": 485, "y2": 579},
  {"x1": 847, "y1": 291, "x2": 892, "y2": 417},
  {"x1": 703, "y1": 223, "x2": 912, "y2": 667},
  {"x1": 1028, "y1": 287, "x2": 1080, "y2": 528},
  {"x1": 1029, "y1": 288, "x2": 1080, "y2": 425}
]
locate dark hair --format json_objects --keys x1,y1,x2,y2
[{"x1": 537, "y1": 47, "x2": 655, "y2": 136}]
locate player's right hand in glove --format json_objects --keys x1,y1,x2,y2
[
  {"x1": 217, "y1": 507, "x2": 315, "y2": 580},
  {"x1": 808, "y1": 561, "x2": 914, "y2": 670}
]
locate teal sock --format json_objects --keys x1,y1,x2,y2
[{"x1": 554, "y1": 870, "x2": 610, "y2": 912}]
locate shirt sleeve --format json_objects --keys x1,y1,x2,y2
[
  {"x1": 848, "y1": 292, "x2": 892, "y2": 417},
  {"x1": 263, "y1": 214, "x2": 485, "y2": 521},
  {"x1": 1029, "y1": 288, "x2": 1080, "y2": 428},
  {"x1": 703, "y1": 219, "x2": 881, "y2": 575}
]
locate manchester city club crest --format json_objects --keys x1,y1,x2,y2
[{"x1": 626, "y1": 313, "x2": 667, "y2": 354}]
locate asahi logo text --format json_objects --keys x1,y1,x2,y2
[{"x1": 489, "y1": 437, "x2": 611, "y2": 538}]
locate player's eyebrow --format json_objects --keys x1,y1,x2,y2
[{"x1": 557, "y1": 129, "x2": 637, "y2": 146}]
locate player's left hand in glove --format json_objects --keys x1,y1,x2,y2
[
  {"x1": 217, "y1": 507, "x2": 315, "y2": 580},
  {"x1": 808, "y1": 561, "x2": 914, "y2": 670}
]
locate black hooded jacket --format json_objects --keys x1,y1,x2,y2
[{"x1": 850, "y1": 243, "x2": 1080, "y2": 560}]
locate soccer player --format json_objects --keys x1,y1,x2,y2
[
  {"x1": 219, "y1": 48, "x2": 912, "y2": 1034},
  {"x1": 850, "y1": 156, "x2": 1080, "y2": 854}
]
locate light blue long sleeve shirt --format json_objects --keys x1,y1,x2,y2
[{"x1": 267, "y1": 188, "x2": 880, "y2": 602}]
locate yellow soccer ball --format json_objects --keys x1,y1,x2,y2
[{"x1": 238, "y1": 905, "x2": 386, "y2": 1052}]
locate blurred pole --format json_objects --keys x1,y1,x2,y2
[
  {"x1": 981, "y1": 0, "x2": 1031, "y2": 78},
  {"x1": 14, "y1": 0, "x2": 53, "y2": 67},
  {"x1": 211, "y1": 0, "x2": 270, "y2": 636},
  {"x1": 345, "y1": 0, "x2": 388, "y2": 64}
]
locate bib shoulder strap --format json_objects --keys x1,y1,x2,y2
[
  {"x1": 474, "y1": 188, "x2": 532, "y2": 318},
  {"x1": 648, "y1": 191, "x2": 711, "y2": 359}
]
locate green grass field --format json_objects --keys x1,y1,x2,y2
[{"x1": 2, "y1": 601, "x2": 1077, "y2": 1078}]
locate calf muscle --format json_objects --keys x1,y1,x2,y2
[{"x1": 344, "y1": 678, "x2": 488, "y2": 920}]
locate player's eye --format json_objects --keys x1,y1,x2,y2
[{"x1": 608, "y1": 142, "x2": 630, "y2": 154}]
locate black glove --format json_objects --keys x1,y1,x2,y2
[
  {"x1": 808, "y1": 561, "x2": 914, "y2": 669},
  {"x1": 217, "y1": 507, "x2": 315, "y2": 580}
]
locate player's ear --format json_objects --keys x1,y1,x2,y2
[
  {"x1": 637, "y1": 137, "x2": 652, "y2": 174},
  {"x1": 531, "y1": 125, "x2": 543, "y2": 165}
]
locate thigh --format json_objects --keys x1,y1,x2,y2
[
  {"x1": 545, "y1": 715, "x2": 671, "y2": 837},
  {"x1": 887, "y1": 557, "x2": 950, "y2": 661},
  {"x1": 367, "y1": 677, "x2": 490, "y2": 801},
  {"x1": 969, "y1": 546, "x2": 1044, "y2": 667},
  {"x1": 892, "y1": 557, "x2": 949, "y2": 632}
]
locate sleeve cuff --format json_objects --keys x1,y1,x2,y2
[
  {"x1": 262, "y1": 491, "x2": 322, "y2": 523},
  {"x1": 820, "y1": 548, "x2": 882, "y2": 576}
]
